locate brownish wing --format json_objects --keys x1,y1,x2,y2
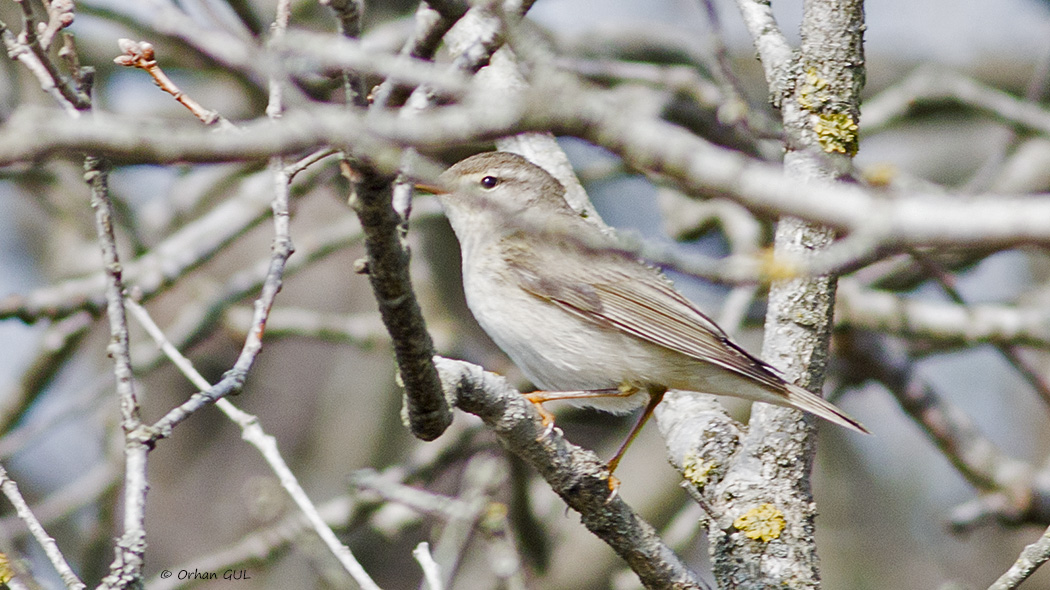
[
  {"x1": 505, "y1": 237, "x2": 870, "y2": 434},
  {"x1": 506, "y1": 238, "x2": 784, "y2": 390}
]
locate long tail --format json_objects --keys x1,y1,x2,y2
[{"x1": 781, "y1": 382, "x2": 871, "y2": 434}]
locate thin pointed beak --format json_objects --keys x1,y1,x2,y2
[{"x1": 414, "y1": 182, "x2": 447, "y2": 195}]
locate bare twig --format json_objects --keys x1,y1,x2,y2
[
  {"x1": 0, "y1": 18, "x2": 79, "y2": 115},
  {"x1": 86, "y1": 155, "x2": 151, "y2": 589},
  {"x1": 863, "y1": 67, "x2": 1050, "y2": 137},
  {"x1": 696, "y1": 0, "x2": 780, "y2": 141},
  {"x1": 143, "y1": 58, "x2": 298, "y2": 437},
  {"x1": 837, "y1": 330, "x2": 1041, "y2": 527},
  {"x1": 114, "y1": 39, "x2": 232, "y2": 128},
  {"x1": 988, "y1": 523, "x2": 1050, "y2": 590},
  {"x1": 369, "y1": 2, "x2": 465, "y2": 109},
  {"x1": 145, "y1": 33, "x2": 297, "y2": 440},
  {"x1": 0, "y1": 462, "x2": 85, "y2": 589},
  {"x1": 0, "y1": 171, "x2": 278, "y2": 323},
  {"x1": 126, "y1": 299, "x2": 382, "y2": 589},
  {"x1": 11, "y1": 2, "x2": 88, "y2": 110},
  {"x1": 835, "y1": 278, "x2": 1050, "y2": 349},
  {"x1": 731, "y1": 0, "x2": 793, "y2": 106},
  {"x1": 413, "y1": 542, "x2": 444, "y2": 590},
  {"x1": 8, "y1": 81, "x2": 1050, "y2": 249},
  {"x1": 322, "y1": 0, "x2": 369, "y2": 108},
  {"x1": 38, "y1": 0, "x2": 74, "y2": 50}
]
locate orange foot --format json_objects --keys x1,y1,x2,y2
[
  {"x1": 604, "y1": 472, "x2": 621, "y2": 504},
  {"x1": 522, "y1": 393, "x2": 557, "y2": 439}
]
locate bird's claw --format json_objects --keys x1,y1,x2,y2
[
  {"x1": 527, "y1": 398, "x2": 558, "y2": 440},
  {"x1": 540, "y1": 419, "x2": 556, "y2": 439},
  {"x1": 604, "y1": 474, "x2": 621, "y2": 504}
]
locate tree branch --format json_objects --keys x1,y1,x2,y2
[
  {"x1": 434, "y1": 357, "x2": 709, "y2": 590},
  {"x1": 701, "y1": 0, "x2": 866, "y2": 588}
]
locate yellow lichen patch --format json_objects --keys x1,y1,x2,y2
[
  {"x1": 733, "y1": 503, "x2": 786, "y2": 542},
  {"x1": 682, "y1": 451, "x2": 716, "y2": 486},
  {"x1": 797, "y1": 68, "x2": 831, "y2": 110},
  {"x1": 0, "y1": 552, "x2": 12, "y2": 585},
  {"x1": 756, "y1": 248, "x2": 802, "y2": 282},
  {"x1": 814, "y1": 112, "x2": 859, "y2": 155}
]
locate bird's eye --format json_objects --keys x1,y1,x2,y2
[{"x1": 479, "y1": 176, "x2": 500, "y2": 189}]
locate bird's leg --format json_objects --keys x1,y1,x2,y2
[
  {"x1": 523, "y1": 388, "x2": 622, "y2": 437},
  {"x1": 524, "y1": 384, "x2": 667, "y2": 498},
  {"x1": 605, "y1": 387, "x2": 666, "y2": 472},
  {"x1": 604, "y1": 385, "x2": 667, "y2": 497}
]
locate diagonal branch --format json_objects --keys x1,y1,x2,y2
[
  {"x1": 988, "y1": 523, "x2": 1050, "y2": 590},
  {"x1": 434, "y1": 356, "x2": 709, "y2": 590},
  {"x1": 0, "y1": 462, "x2": 84, "y2": 589}
]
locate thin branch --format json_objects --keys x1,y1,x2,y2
[
  {"x1": 731, "y1": 0, "x2": 794, "y2": 106},
  {"x1": 988, "y1": 524, "x2": 1050, "y2": 590},
  {"x1": 266, "y1": 0, "x2": 292, "y2": 119},
  {"x1": 696, "y1": 0, "x2": 780, "y2": 141},
  {"x1": 146, "y1": 158, "x2": 294, "y2": 438},
  {"x1": 125, "y1": 299, "x2": 382, "y2": 590},
  {"x1": 863, "y1": 67, "x2": 1050, "y2": 137},
  {"x1": 114, "y1": 39, "x2": 232, "y2": 128},
  {"x1": 837, "y1": 330, "x2": 1041, "y2": 526},
  {"x1": 144, "y1": 30, "x2": 299, "y2": 435},
  {"x1": 11, "y1": 1, "x2": 88, "y2": 110},
  {"x1": 322, "y1": 0, "x2": 376, "y2": 108},
  {"x1": 413, "y1": 542, "x2": 444, "y2": 590},
  {"x1": 81, "y1": 153, "x2": 153, "y2": 590},
  {"x1": 836, "y1": 278, "x2": 1050, "y2": 348},
  {"x1": 0, "y1": 171, "x2": 278, "y2": 323},
  {"x1": 369, "y1": 3, "x2": 465, "y2": 109},
  {"x1": 0, "y1": 462, "x2": 85, "y2": 589},
  {"x1": 0, "y1": 18, "x2": 79, "y2": 115},
  {"x1": 38, "y1": 0, "x2": 74, "y2": 50},
  {"x1": 8, "y1": 81, "x2": 1050, "y2": 248}
]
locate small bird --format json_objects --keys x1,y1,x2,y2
[{"x1": 425, "y1": 151, "x2": 868, "y2": 478}]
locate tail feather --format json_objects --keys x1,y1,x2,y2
[{"x1": 781, "y1": 382, "x2": 871, "y2": 435}]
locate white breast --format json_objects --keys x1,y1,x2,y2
[{"x1": 461, "y1": 246, "x2": 655, "y2": 414}]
